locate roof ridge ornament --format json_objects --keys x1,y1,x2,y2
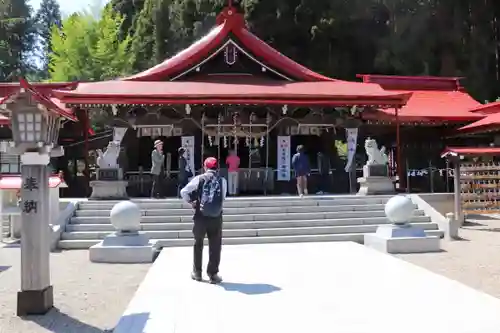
[{"x1": 216, "y1": 1, "x2": 244, "y2": 27}]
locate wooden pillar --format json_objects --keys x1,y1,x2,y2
[
  {"x1": 452, "y1": 156, "x2": 462, "y2": 225},
  {"x1": 83, "y1": 109, "x2": 90, "y2": 179},
  {"x1": 17, "y1": 154, "x2": 53, "y2": 315}
]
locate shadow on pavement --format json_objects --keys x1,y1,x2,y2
[
  {"x1": 22, "y1": 307, "x2": 107, "y2": 333},
  {"x1": 219, "y1": 282, "x2": 282, "y2": 295}
]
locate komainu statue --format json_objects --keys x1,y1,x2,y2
[
  {"x1": 364, "y1": 138, "x2": 388, "y2": 165},
  {"x1": 96, "y1": 141, "x2": 121, "y2": 169}
]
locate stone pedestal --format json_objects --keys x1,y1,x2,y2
[
  {"x1": 89, "y1": 180, "x2": 128, "y2": 200},
  {"x1": 90, "y1": 168, "x2": 128, "y2": 200},
  {"x1": 357, "y1": 164, "x2": 395, "y2": 195},
  {"x1": 89, "y1": 201, "x2": 156, "y2": 263},
  {"x1": 364, "y1": 224, "x2": 441, "y2": 254},
  {"x1": 364, "y1": 195, "x2": 441, "y2": 254},
  {"x1": 89, "y1": 232, "x2": 156, "y2": 263}
]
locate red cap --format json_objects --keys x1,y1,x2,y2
[{"x1": 204, "y1": 157, "x2": 218, "y2": 169}]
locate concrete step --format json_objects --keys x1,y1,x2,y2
[
  {"x1": 69, "y1": 210, "x2": 427, "y2": 224},
  {"x1": 58, "y1": 229, "x2": 444, "y2": 249},
  {"x1": 1, "y1": 226, "x2": 10, "y2": 236},
  {"x1": 61, "y1": 222, "x2": 439, "y2": 240},
  {"x1": 66, "y1": 216, "x2": 429, "y2": 232},
  {"x1": 77, "y1": 196, "x2": 393, "y2": 210},
  {"x1": 74, "y1": 203, "x2": 413, "y2": 217}
]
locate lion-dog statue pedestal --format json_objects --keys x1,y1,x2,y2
[
  {"x1": 90, "y1": 128, "x2": 129, "y2": 200},
  {"x1": 357, "y1": 138, "x2": 395, "y2": 195}
]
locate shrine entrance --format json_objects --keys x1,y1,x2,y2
[{"x1": 201, "y1": 109, "x2": 272, "y2": 195}]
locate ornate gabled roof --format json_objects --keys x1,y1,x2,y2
[
  {"x1": 122, "y1": 6, "x2": 333, "y2": 82},
  {"x1": 52, "y1": 7, "x2": 413, "y2": 107}
]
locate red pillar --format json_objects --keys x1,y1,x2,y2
[
  {"x1": 395, "y1": 107, "x2": 404, "y2": 190},
  {"x1": 83, "y1": 109, "x2": 90, "y2": 179}
]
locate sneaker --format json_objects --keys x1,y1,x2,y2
[
  {"x1": 191, "y1": 271, "x2": 202, "y2": 282},
  {"x1": 209, "y1": 274, "x2": 223, "y2": 284}
]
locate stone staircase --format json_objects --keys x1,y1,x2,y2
[
  {"x1": 1, "y1": 216, "x2": 11, "y2": 240},
  {"x1": 58, "y1": 195, "x2": 443, "y2": 250}
]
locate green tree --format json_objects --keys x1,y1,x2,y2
[
  {"x1": 0, "y1": 0, "x2": 35, "y2": 81},
  {"x1": 49, "y1": 7, "x2": 133, "y2": 81},
  {"x1": 35, "y1": 0, "x2": 61, "y2": 78},
  {"x1": 129, "y1": 0, "x2": 157, "y2": 71}
]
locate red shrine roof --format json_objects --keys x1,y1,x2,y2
[
  {"x1": 0, "y1": 175, "x2": 66, "y2": 189},
  {"x1": 54, "y1": 79, "x2": 411, "y2": 106},
  {"x1": 0, "y1": 81, "x2": 77, "y2": 125},
  {"x1": 467, "y1": 101, "x2": 500, "y2": 115},
  {"x1": 456, "y1": 100, "x2": 500, "y2": 134},
  {"x1": 52, "y1": 6, "x2": 411, "y2": 107},
  {"x1": 0, "y1": 79, "x2": 78, "y2": 123},
  {"x1": 358, "y1": 75, "x2": 483, "y2": 122},
  {"x1": 441, "y1": 147, "x2": 500, "y2": 158},
  {"x1": 458, "y1": 111, "x2": 500, "y2": 134}
]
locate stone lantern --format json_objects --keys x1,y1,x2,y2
[{"x1": 2, "y1": 79, "x2": 77, "y2": 316}]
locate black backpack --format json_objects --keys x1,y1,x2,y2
[{"x1": 197, "y1": 172, "x2": 223, "y2": 218}]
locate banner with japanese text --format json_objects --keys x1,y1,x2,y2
[
  {"x1": 181, "y1": 136, "x2": 195, "y2": 174},
  {"x1": 345, "y1": 128, "x2": 358, "y2": 172},
  {"x1": 277, "y1": 136, "x2": 291, "y2": 181}
]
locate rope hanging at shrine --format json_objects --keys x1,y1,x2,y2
[
  {"x1": 217, "y1": 111, "x2": 222, "y2": 163},
  {"x1": 246, "y1": 112, "x2": 255, "y2": 180},
  {"x1": 201, "y1": 112, "x2": 206, "y2": 168},
  {"x1": 265, "y1": 111, "x2": 271, "y2": 194}
]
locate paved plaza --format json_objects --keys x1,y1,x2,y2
[
  {"x1": 115, "y1": 241, "x2": 500, "y2": 333},
  {"x1": 1, "y1": 215, "x2": 500, "y2": 332}
]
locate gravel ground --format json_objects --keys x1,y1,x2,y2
[
  {"x1": 0, "y1": 245, "x2": 150, "y2": 333},
  {"x1": 396, "y1": 215, "x2": 500, "y2": 299},
  {"x1": 1, "y1": 216, "x2": 500, "y2": 332}
]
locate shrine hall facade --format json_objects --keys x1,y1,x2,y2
[{"x1": 0, "y1": 4, "x2": 492, "y2": 197}]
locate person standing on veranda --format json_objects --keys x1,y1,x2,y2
[
  {"x1": 226, "y1": 149, "x2": 240, "y2": 196},
  {"x1": 180, "y1": 157, "x2": 227, "y2": 284},
  {"x1": 291, "y1": 145, "x2": 310, "y2": 197},
  {"x1": 150, "y1": 140, "x2": 165, "y2": 198}
]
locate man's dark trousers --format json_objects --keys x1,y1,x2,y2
[
  {"x1": 192, "y1": 215, "x2": 222, "y2": 276},
  {"x1": 151, "y1": 172, "x2": 164, "y2": 198}
]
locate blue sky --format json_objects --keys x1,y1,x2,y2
[{"x1": 29, "y1": 0, "x2": 109, "y2": 16}]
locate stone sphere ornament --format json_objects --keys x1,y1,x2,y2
[
  {"x1": 384, "y1": 195, "x2": 415, "y2": 224},
  {"x1": 110, "y1": 201, "x2": 141, "y2": 232}
]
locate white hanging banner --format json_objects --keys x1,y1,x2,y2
[
  {"x1": 277, "y1": 136, "x2": 291, "y2": 181},
  {"x1": 181, "y1": 136, "x2": 195, "y2": 174},
  {"x1": 345, "y1": 128, "x2": 358, "y2": 172}
]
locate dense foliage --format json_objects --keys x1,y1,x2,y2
[
  {"x1": 34, "y1": 0, "x2": 61, "y2": 79},
  {"x1": 49, "y1": 7, "x2": 133, "y2": 81},
  {"x1": 107, "y1": 0, "x2": 500, "y2": 102},
  {"x1": 0, "y1": 0, "x2": 34, "y2": 80},
  {"x1": 2, "y1": 0, "x2": 500, "y2": 101}
]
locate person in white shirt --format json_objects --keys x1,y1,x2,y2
[{"x1": 180, "y1": 157, "x2": 227, "y2": 284}]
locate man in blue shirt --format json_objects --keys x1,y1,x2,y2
[{"x1": 291, "y1": 145, "x2": 310, "y2": 197}]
